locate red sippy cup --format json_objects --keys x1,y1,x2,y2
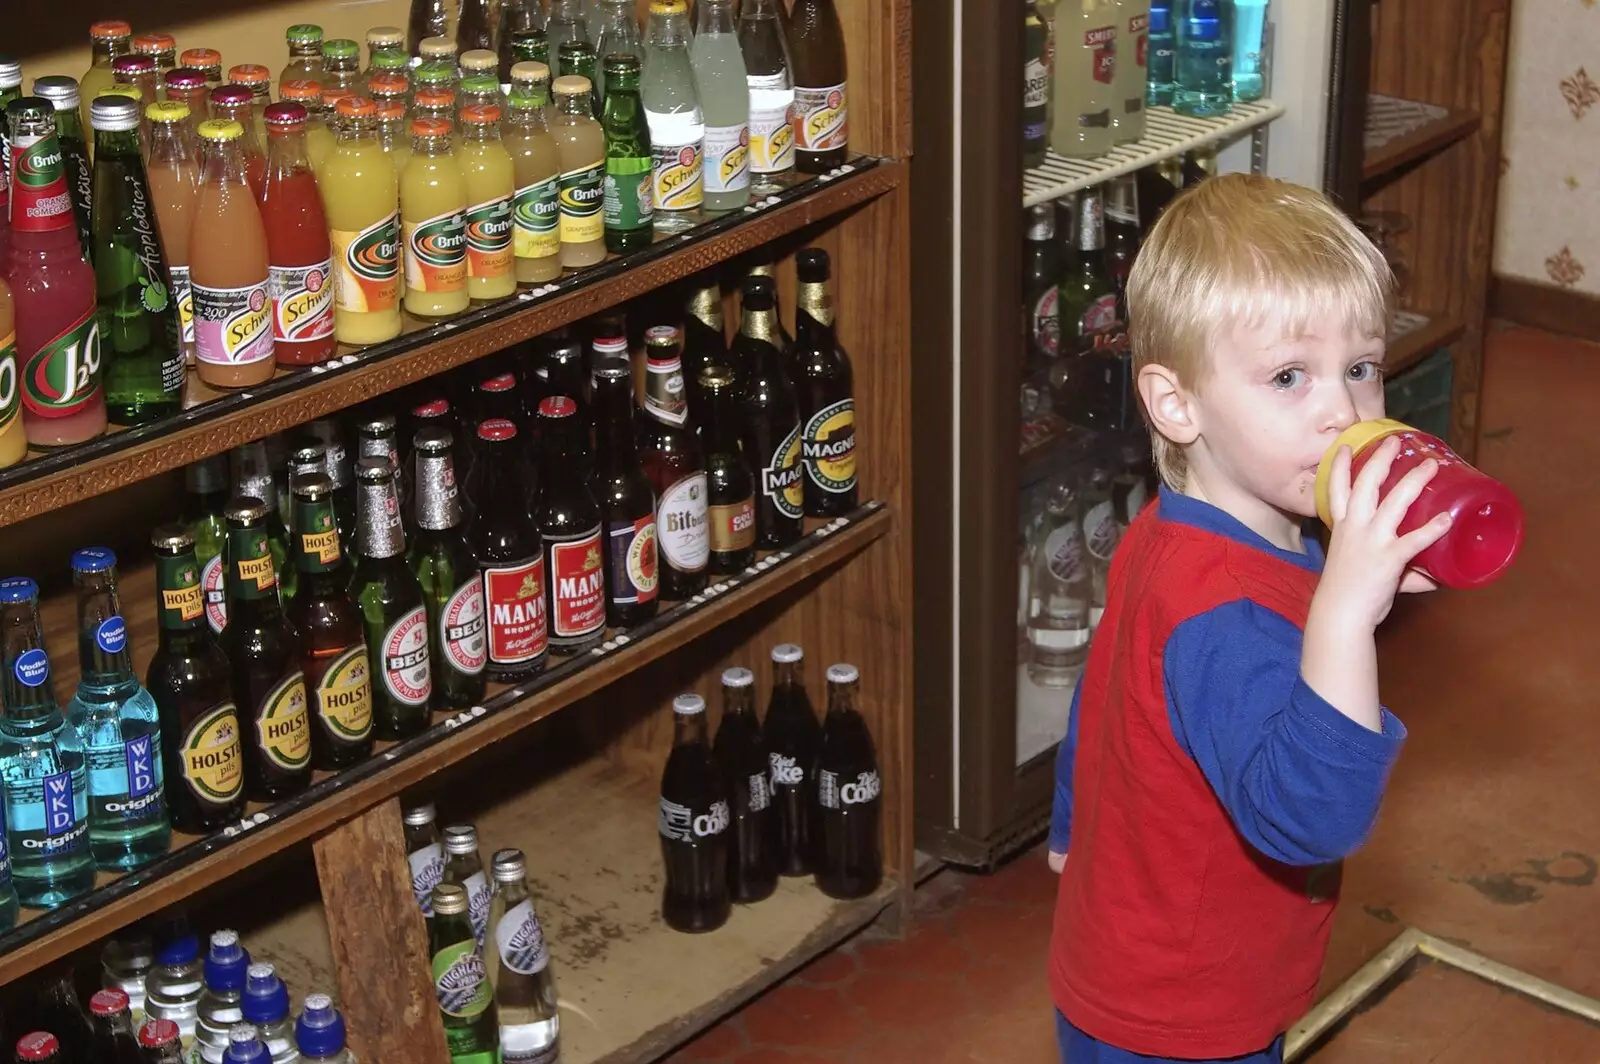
[{"x1": 1314, "y1": 419, "x2": 1524, "y2": 589}]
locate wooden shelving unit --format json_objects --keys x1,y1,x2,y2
[
  {"x1": 1362, "y1": 94, "x2": 1481, "y2": 187},
  {"x1": 1387, "y1": 309, "x2": 1468, "y2": 378}
]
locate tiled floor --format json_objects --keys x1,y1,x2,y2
[{"x1": 666, "y1": 324, "x2": 1600, "y2": 1062}]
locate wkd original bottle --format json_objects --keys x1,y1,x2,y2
[
  {"x1": 764, "y1": 642, "x2": 819, "y2": 876},
  {"x1": 488, "y1": 848, "x2": 562, "y2": 1064},
  {"x1": 535, "y1": 396, "x2": 607, "y2": 652},
  {"x1": 591, "y1": 363, "x2": 660, "y2": 627},
  {"x1": 659, "y1": 693, "x2": 731, "y2": 932},
  {"x1": 813, "y1": 663, "x2": 882, "y2": 898},
  {"x1": 715, "y1": 667, "x2": 776, "y2": 903},
  {"x1": 429, "y1": 882, "x2": 498, "y2": 1064},
  {"x1": 354, "y1": 458, "x2": 433, "y2": 740},
  {"x1": 411, "y1": 428, "x2": 489, "y2": 709}
]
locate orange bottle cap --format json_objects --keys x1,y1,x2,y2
[
  {"x1": 334, "y1": 95, "x2": 378, "y2": 118},
  {"x1": 280, "y1": 80, "x2": 324, "y2": 103},
  {"x1": 460, "y1": 104, "x2": 502, "y2": 125},
  {"x1": 228, "y1": 64, "x2": 271, "y2": 87},
  {"x1": 91, "y1": 20, "x2": 133, "y2": 38},
  {"x1": 375, "y1": 100, "x2": 407, "y2": 120},
  {"x1": 415, "y1": 87, "x2": 456, "y2": 108},
  {"x1": 180, "y1": 48, "x2": 223, "y2": 67},
  {"x1": 410, "y1": 116, "x2": 452, "y2": 137},
  {"x1": 368, "y1": 72, "x2": 409, "y2": 96},
  {"x1": 134, "y1": 32, "x2": 176, "y2": 52}
]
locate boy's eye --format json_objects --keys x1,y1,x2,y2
[
  {"x1": 1272, "y1": 368, "x2": 1304, "y2": 389},
  {"x1": 1348, "y1": 360, "x2": 1382, "y2": 383}
]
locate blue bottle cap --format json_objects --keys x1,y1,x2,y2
[
  {"x1": 294, "y1": 994, "x2": 347, "y2": 1058},
  {"x1": 1186, "y1": 1, "x2": 1222, "y2": 41},
  {"x1": 0, "y1": 577, "x2": 38, "y2": 602},
  {"x1": 155, "y1": 931, "x2": 200, "y2": 966},
  {"x1": 241, "y1": 962, "x2": 289, "y2": 1024},
  {"x1": 71, "y1": 547, "x2": 117, "y2": 573},
  {"x1": 205, "y1": 929, "x2": 252, "y2": 991},
  {"x1": 1149, "y1": 5, "x2": 1170, "y2": 32},
  {"x1": 223, "y1": 1024, "x2": 268, "y2": 1063}
]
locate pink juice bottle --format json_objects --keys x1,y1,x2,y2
[
  {"x1": 5, "y1": 96, "x2": 106, "y2": 447},
  {"x1": 1315, "y1": 418, "x2": 1524, "y2": 590}
]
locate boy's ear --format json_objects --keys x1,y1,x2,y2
[{"x1": 1137, "y1": 364, "x2": 1199, "y2": 447}]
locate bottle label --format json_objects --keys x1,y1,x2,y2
[
  {"x1": 202, "y1": 553, "x2": 228, "y2": 633},
  {"x1": 269, "y1": 258, "x2": 336, "y2": 344},
  {"x1": 432, "y1": 940, "x2": 491, "y2": 1017},
  {"x1": 644, "y1": 355, "x2": 689, "y2": 425},
  {"x1": 0, "y1": 806, "x2": 10, "y2": 882},
  {"x1": 256, "y1": 672, "x2": 311, "y2": 771},
  {"x1": 121, "y1": 168, "x2": 185, "y2": 372},
  {"x1": 1086, "y1": 25, "x2": 1117, "y2": 85},
  {"x1": 651, "y1": 141, "x2": 703, "y2": 212},
  {"x1": 603, "y1": 155, "x2": 653, "y2": 233},
  {"x1": 657, "y1": 472, "x2": 709, "y2": 574},
  {"x1": 169, "y1": 265, "x2": 196, "y2": 349},
  {"x1": 514, "y1": 175, "x2": 561, "y2": 260},
  {"x1": 232, "y1": 528, "x2": 279, "y2": 596},
  {"x1": 381, "y1": 605, "x2": 433, "y2": 706},
  {"x1": 1129, "y1": 13, "x2": 1150, "y2": 71},
  {"x1": 762, "y1": 423, "x2": 805, "y2": 519},
  {"x1": 193, "y1": 280, "x2": 274, "y2": 367},
  {"x1": 484, "y1": 557, "x2": 549, "y2": 665},
  {"x1": 802, "y1": 399, "x2": 857, "y2": 496},
  {"x1": 1084, "y1": 500, "x2": 1119, "y2": 562},
  {"x1": 86, "y1": 732, "x2": 163, "y2": 825},
  {"x1": 1077, "y1": 293, "x2": 1119, "y2": 338},
  {"x1": 605, "y1": 513, "x2": 658, "y2": 608},
  {"x1": 6, "y1": 766, "x2": 90, "y2": 859},
  {"x1": 21, "y1": 309, "x2": 102, "y2": 419},
  {"x1": 1025, "y1": 55, "x2": 1050, "y2": 110},
  {"x1": 747, "y1": 771, "x2": 771, "y2": 812},
  {"x1": 297, "y1": 497, "x2": 343, "y2": 569},
  {"x1": 409, "y1": 842, "x2": 445, "y2": 913},
  {"x1": 818, "y1": 767, "x2": 881, "y2": 809},
  {"x1": 312, "y1": 644, "x2": 374, "y2": 741},
  {"x1": 748, "y1": 79, "x2": 795, "y2": 173},
  {"x1": 180, "y1": 702, "x2": 244, "y2": 808},
  {"x1": 709, "y1": 497, "x2": 756, "y2": 553},
  {"x1": 404, "y1": 209, "x2": 468, "y2": 293},
  {"x1": 495, "y1": 897, "x2": 551, "y2": 975},
  {"x1": 8, "y1": 131, "x2": 75, "y2": 233},
  {"x1": 331, "y1": 211, "x2": 402, "y2": 313},
  {"x1": 770, "y1": 750, "x2": 804, "y2": 789},
  {"x1": 549, "y1": 527, "x2": 607, "y2": 639},
  {"x1": 465, "y1": 194, "x2": 515, "y2": 280},
  {"x1": 465, "y1": 869, "x2": 491, "y2": 943},
  {"x1": 558, "y1": 161, "x2": 605, "y2": 244},
  {"x1": 160, "y1": 571, "x2": 205, "y2": 626},
  {"x1": 0, "y1": 331, "x2": 17, "y2": 431},
  {"x1": 1032, "y1": 286, "x2": 1061, "y2": 358},
  {"x1": 1045, "y1": 522, "x2": 1086, "y2": 582},
  {"x1": 13, "y1": 647, "x2": 48, "y2": 688},
  {"x1": 440, "y1": 578, "x2": 487, "y2": 675},
  {"x1": 794, "y1": 82, "x2": 848, "y2": 153},
  {"x1": 95, "y1": 615, "x2": 128, "y2": 655},
  {"x1": 658, "y1": 797, "x2": 730, "y2": 841},
  {"x1": 703, "y1": 123, "x2": 750, "y2": 195}
]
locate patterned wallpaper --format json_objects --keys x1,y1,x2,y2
[{"x1": 1494, "y1": 0, "x2": 1600, "y2": 295}]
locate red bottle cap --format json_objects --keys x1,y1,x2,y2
[
  {"x1": 228, "y1": 64, "x2": 271, "y2": 88},
  {"x1": 138, "y1": 1018, "x2": 181, "y2": 1048},
  {"x1": 135, "y1": 32, "x2": 177, "y2": 53},
  {"x1": 538, "y1": 396, "x2": 577, "y2": 419},
  {"x1": 477, "y1": 418, "x2": 518, "y2": 442},
  {"x1": 16, "y1": 1033, "x2": 59, "y2": 1061},
  {"x1": 89, "y1": 988, "x2": 131, "y2": 1016},
  {"x1": 113, "y1": 55, "x2": 157, "y2": 75},
  {"x1": 334, "y1": 95, "x2": 377, "y2": 119},
  {"x1": 279, "y1": 80, "x2": 323, "y2": 104},
  {"x1": 165, "y1": 67, "x2": 209, "y2": 91},
  {"x1": 91, "y1": 20, "x2": 133, "y2": 39},
  {"x1": 413, "y1": 398, "x2": 451, "y2": 417},
  {"x1": 477, "y1": 373, "x2": 516, "y2": 393},
  {"x1": 264, "y1": 102, "x2": 309, "y2": 131},
  {"x1": 210, "y1": 84, "x2": 254, "y2": 108}
]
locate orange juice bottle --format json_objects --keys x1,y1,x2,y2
[
  {"x1": 458, "y1": 104, "x2": 517, "y2": 300},
  {"x1": 323, "y1": 96, "x2": 403, "y2": 345},
  {"x1": 401, "y1": 118, "x2": 470, "y2": 318},
  {"x1": 280, "y1": 81, "x2": 336, "y2": 178},
  {"x1": 190, "y1": 120, "x2": 275, "y2": 388}
]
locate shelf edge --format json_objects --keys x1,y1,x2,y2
[{"x1": 1362, "y1": 108, "x2": 1481, "y2": 187}]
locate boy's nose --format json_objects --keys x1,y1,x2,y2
[{"x1": 1321, "y1": 387, "x2": 1360, "y2": 434}]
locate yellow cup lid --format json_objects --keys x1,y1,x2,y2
[{"x1": 1313, "y1": 418, "x2": 1412, "y2": 526}]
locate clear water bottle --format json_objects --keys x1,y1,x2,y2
[
  {"x1": 404, "y1": 803, "x2": 446, "y2": 916},
  {"x1": 1078, "y1": 467, "x2": 1121, "y2": 629},
  {"x1": 222, "y1": 1024, "x2": 269, "y2": 1064},
  {"x1": 547, "y1": 0, "x2": 590, "y2": 60},
  {"x1": 1026, "y1": 481, "x2": 1093, "y2": 688},
  {"x1": 643, "y1": 0, "x2": 706, "y2": 228},
  {"x1": 1230, "y1": 0, "x2": 1267, "y2": 100},
  {"x1": 593, "y1": 0, "x2": 644, "y2": 101},
  {"x1": 194, "y1": 930, "x2": 252, "y2": 1064},
  {"x1": 487, "y1": 848, "x2": 560, "y2": 1063},
  {"x1": 1146, "y1": 0, "x2": 1177, "y2": 105},
  {"x1": 737, "y1": 0, "x2": 796, "y2": 190},
  {"x1": 691, "y1": 0, "x2": 751, "y2": 212},
  {"x1": 241, "y1": 964, "x2": 300, "y2": 1063},
  {"x1": 295, "y1": 995, "x2": 356, "y2": 1064},
  {"x1": 441, "y1": 824, "x2": 492, "y2": 948},
  {"x1": 1173, "y1": 0, "x2": 1233, "y2": 117},
  {"x1": 144, "y1": 931, "x2": 205, "y2": 1051},
  {"x1": 102, "y1": 927, "x2": 155, "y2": 1024}
]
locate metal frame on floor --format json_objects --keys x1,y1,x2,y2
[{"x1": 1285, "y1": 927, "x2": 1600, "y2": 1060}]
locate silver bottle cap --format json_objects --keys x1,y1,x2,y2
[
  {"x1": 771, "y1": 643, "x2": 804, "y2": 664},
  {"x1": 443, "y1": 824, "x2": 478, "y2": 855},
  {"x1": 229, "y1": 1025, "x2": 261, "y2": 1047},
  {"x1": 0, "y1": 62, "x2": 21, "y2": 90},
  {"x1": 211, "y1": 929, "x2": 240, "y2": 949},
  {"x1": 672, "y1": 693, "x2": 706, "y2": 716},
  {"x1": 90, "y1": 94, "x2": 139, "y2": 131},
  {"x1": 413, "y1": 430, "x2": 462, "y2": 532},
  {"x1": 33, "y1": 75, "x2": 82, "y2": 110},
  {"x1": 826, "y1": 663, "x2": 859, "y2": 685},
  {"x1": 491, "y1": 848, "x2": 526, "y2": 883},
  {"x1": 355, "y1": 458, "x2": 405, "y2": 559},
  {"x1": 721, "y1": 667, "x2": 754, "y2": 688},
  {"x1": 403, "y1": 803, "x2": 436, "y2": 827},
  {"x1": 431, "y1": 882, "x2": 468, "y2": 915}
]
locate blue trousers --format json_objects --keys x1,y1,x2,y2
[{"x1": 1056, "y1": 1011, "x2": 1284, "y2": 1064}]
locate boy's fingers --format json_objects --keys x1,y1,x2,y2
[
  {"x1": 1397, "y1": 510, "x2": 1453, "y2": 560},
  {"x1": 1326, "y1": 446, "x2": 1354, "y2": 522},
  {"x1": 1375, "y1": 458, "x2": 1440, "y2": 534},
  {"x1": 1349, "y1": 436, "x2": 1400, "y2": 516}
]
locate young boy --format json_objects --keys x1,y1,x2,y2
[{"x1": 1046, "y1": 173, "x2": 1453, "y2": 1063}]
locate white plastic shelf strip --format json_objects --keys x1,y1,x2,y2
[{"x1": 1022, "y1": 98, "x2": 1287, "y2": 207}]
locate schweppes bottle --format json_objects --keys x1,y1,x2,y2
[
  {"x1": 221, "y1": 497, "x2": 312, "y2": 802},
  {"x1": 732, "y1": 274, "x2": 803, "y2": 548},
  {"x1": 791, "y1": 247, "x2": 857, "y2": 515},
  {"x1": 287, "y1": 472, "x2": 374, "y2": 770}
]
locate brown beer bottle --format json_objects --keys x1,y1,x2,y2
[
  {"x1": 534, "y1": 396, "x2": 607, "y2": 652},
  {"x1": 638, "y1": 326, "x2": 710, "y2": 599},
  {"x1": 287, "y1": 473, "x2": 374, "y2": 769},
  {"x1": 221, "y1": 498, "x2": 312, "y2": 802},
  {"x1": 472, "y1": 419, "x2": 550, "y2": 681},
  {"x1": 699, "y1": 366, "x2": 757, "y2": 574},
  {"x1": 592, "y1": 362, "x2": 661, "y2": 627},
  {"x1": 789, "y1": 0, "x2": 849, "y2": 172},
  {"x1": 682, "y1": 272, "x2": 727, "y2": 421},
  {"x1": 353, "y1": 459, "x2": 434, "y2": 740},
  {"x1": 734, "y1": 276, "x2": 804, "y2": 548},
  {"x1": 791, "y1": 248, "x2": 858, "y2": 515}
]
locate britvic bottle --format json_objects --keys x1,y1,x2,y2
[
  {"x1": 324, "y1": 96, "x2": 402, "y2": 345},
  {"x1": 535, "y1": 396, "x2": 607, "y2": 652},
  {"x1": 504, "y1": 80, "x2": 563, "y2": 285},
  {"x1": 193, "y1": 930, "x2": 251, "y2": 1064},
  {"x1": 429, "y1": 882, "x2": 497, "y2": 1063},
  {"x1": 442, "y1": 823, "x2": 492, "y2": 948},
  {"x1": 643, "y1": 1, "x2": 705, "y2": 227},
  {"x1": 293, "y1": 996, "x2": 353, "y2": 1064},
  {"x1": 764, "y1": 642, "x2": 820, "y2": 876},
  {"x1": 239, "y1": 964, "x2": 299, "y2": 1064},
  {"x1": 715, "y1": 667, "x2": 776, "y2": 903},
  {"x1": 488, "y1": 848, "x2": 561, "y2": 1064},
  {"x1": 66, "y1": 548, "x2": 170, "y2": 871},
  {"x1": 738, "y1": 0, "x2": 797, "y2": 189},
  {"x1": 692, "y1": 0, "x2": 751, "y2": 212},
  {"x1": 401, "y1": 118, "x2": 469, "y2": 318},
  {"x1": 459, "y1": 104, "x2": 517, "y2": 301},
  {"x1": 31, "y1": 77, "x2": 93, "y2": 262},
  {"x1": 659, "y1": 693, "x2": 731, "y2": 932},
  {"x1": 353, "y1": 458, "x2": 433, "y2": 740},
  {"x1": 405, "y1": 802, "x2": 446, "y2": 916},
  {"x1": 550, "y1": 76, "x2": 606, "y2": 270},
  {"x1": 410, "y1": 428, "x2": 488, "y2": 710},
  {"x1": 0, "y1": 577, "x2": 94, "y2": 907},
  {"x1": 813, "y1": 662, "x2": 882, "y2": 898}
]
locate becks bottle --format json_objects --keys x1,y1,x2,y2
[
  {"x1": 637, "y1": 326, "x2": 710, "y2": 599},
  {"x1": 715, "y1": 667, "x2": 777, "y2": 903},
  {"x1": 442, "y1": 823, "x2": 492, "y2": 948},
  {"x1": 487, "y1": 848, "x2": 562, "y2": 1064},
  {"x1": 353, "y1": 458, "x2": 433, "y2": 740},
  {"x1": 411, "y1": 428, "x2": 489, "y2": 709},
  {"x1": 472, "y1": 418, "x2": 550, "y2": 681},
  {"x1": 813, "y1": 662, "x2": 882, "y2": 898},
  {"x1": 404, "y1": 802, "x2": 446, "y2": 916},
  {"x1": 535, "y1": 396, "x2": 607, "y2": 653},
  {"x1": 763, "y1": 642, "x2": 820, "y2": 876},
  {"x1": 659, "y1": 693, "x2": 731, "y2": 932}
]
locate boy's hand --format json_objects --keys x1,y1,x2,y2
[
  {"x1": 1048, "y1": 850, "x2": 1066, "y2": 873},
  {"x1": 1317, "y1": 436, "x2": 1453, "y2": 630}
]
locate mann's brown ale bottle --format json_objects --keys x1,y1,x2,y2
[
  {"x1": 288, "y1": 473, "x2": 374, "y2": 769},
  {"x1": 638, "y1": 327, "x2": 710, "y2": 599},
  {"x1": 146, "y1": 526, "x2": 245, "y2": 832},
  {"x1": 659, "y1": 694, "x2": 731, "y2": 933},
  {"x1": 764, "y1": 642, "x2": 820, "y2": 875},
  {"x1": 353, "y1": 459, "x2": 434, "y2": 740},
  {"x1": 789, "y1": 0, "x2": 849, "y2": 173},
  {"x1": 411, "y1": 428, "x2": 488, "y2": 709},
  {"x1": 813, "y1": 662, "x2": 882, "y2": 898},
  {"x1": 534, "y1": 397, "x2": 607, "y2": 653},
  {"x1": 472, "y1": 419, "x2": 549, "y2": 681},
  {"x1": 591, "y1": 364, "x2": 660, "y2": 628},
  {"x1": 791, "y1": 248, "x2": 857, "y2": 515},
  {"x1": 699, "y1": 366, "x2": 757, "y2": 574},
  {"x1": 734, "y1": 276, "x2": 804, "y2": 548},
  {"x1": 221, "y1": 499, "x2": 312, "y2": 802},
  {"x1": 714, "y1": 667, "x2": 776, "y2": 903}
]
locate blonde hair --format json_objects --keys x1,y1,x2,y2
[{"x1": 1126, "y1": 173, "x2": 1393, "y2": 489}]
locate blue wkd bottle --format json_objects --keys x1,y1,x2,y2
[
  {"x1": 1173, "y1": 0, "x2": 1233, "y2": 117},
  {"x1": 1231, "y1": 0, "x2": 1268, "y2": 101},
  {"x1": 0, "y1": 576, "x2": 95, "y2": 908},
  {"x1": 66, "y1": 548, "x2": 171, "y2": 871},
  {"x1": 1146, "y1": 1, "x2": 1177, "y2": 106}
]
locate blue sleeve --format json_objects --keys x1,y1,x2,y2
[
  {"x1": 1048, "y1": 682, "x2": 1083, "y2": 854},
  {"x1": 1164, "y1": 600, "x2": 1406, "y2": 866}
]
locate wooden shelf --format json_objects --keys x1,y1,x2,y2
[
  {"x1": 0, "y1": 503, "x2": 893, "y2": 984},
  {"x1": 1387, "y1": 309, "x2": 1466, "y2": 377},
  {"x1": 1362, "y1": 94, "x2": 1480, "y2": 186},
  {"x1": 0, "y1": 158, "x2": 899, "y2": 532}
]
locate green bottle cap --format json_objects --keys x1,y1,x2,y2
[
  {"x1": 370, "y1": 51, "x2": 410, "y2": 72},
  {"x1": 414, "y1": 61, "x2": 455, "y2": 87},
  {"x1": 460, "y1": 75, "x2": 500, "y2": 96},
  {"x1": 286, "y1": 24, "x2": 324, "y2": 45},
  {"x1": 322, "y1": 38, "x2": 360, "y2": 60}
]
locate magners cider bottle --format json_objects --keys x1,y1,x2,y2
[
  {"x1": 734, "y1": 275, "x2": 803, "y2": 548},
  {"x1": 792, "y1": 247, "x2": 857, "y2": 515}
]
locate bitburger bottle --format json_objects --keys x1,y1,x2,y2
[
  {"x1": 791, "y1": 247, "x2": 857, "y2": 515},
  {"x1": 221, "y1": 498, "x2": 312, "y2": 802},
  {"x1": 146, "y1": 525, "x2": 246, "y2": 832},
  {"x1": 472, "y1": 418, "x2": 549, "y2": 681},
  {"x1": 763, "y1": 642, "x2": 819, "y2": 875},
  {"x1": 813, "y1": 662, "x2": 882, "y2": 898},
  {"x1": 714, "y1": 666, "x2": 776, "y2": 903},
  {"x1": 699, "y1": 366, "x2": 756, "y2": 574},
  {"x1": 287, "y1": 473, "x2": 374, "y2": 769},
  {"x1": 410, "y1": 428, "x2": 488, "y2": 709},
  {"x1": 353, "y1": 458, "x2": 433, "y2": 740},
  {"x1": 733, "y1": 275, "x2": 803, "y2": 548},
  {"x1": 658, "y1": 693, "x2": 731, "y2": 932},
  {"x1": 637, "y1": 326, "x2": 709, "y2": 599},
  {"x1": 591, "y1": 364, "x2": 660, "y2": 628},
  {"x1": 534, "y1": 396, "x2": 607, "y2": 652}
]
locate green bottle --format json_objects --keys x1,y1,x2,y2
[
  {"x1": 231, "y1": 441, "x2": 296, "y2": 608},
  {"x1": 187, "y1": 456, "x2": 231, "y2": 637},
  {"x1": 32, "y1": 76, "x2": 94, "y2": 261},
  {"x1": 1057, "y1": 187, "x2": 1118, "y2": 350},
  {"x1": 558, "y1": 39, "x2": 600, "y2": 115},
  {"x1": 408, "y1": 428, "x2": 487, "y2": 711},
  {"x1": 0, "y1": 59, "x2": 22, "y2": 200},
  {"x1": 353, "y1": 458, "x2": 433, "y2": 740},
  {"x1": 429, "y1": 882, "x2": 498, "y2": 1064},
  {"x1": 512, "y1": 29, "x2": 551, "y2": 72},
  {"x1": 88, "y1": 94, "x2": 184, "y2": 425},
  {"x1": 601, "y1": 54, "x2": 653, "y2": 254}
]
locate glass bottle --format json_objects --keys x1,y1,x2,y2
[
  {"x1": 459, "y1": 0, "x2": 496, "y2": 54},
  {"x1": 601, "y1": 54, "x2": 654, "y2": 253},
  {"x1": 411, "y1": 428, "x2": 488, "y2": 709},
  {"x1": 82, "y1": 21, "x2": 134, "y2": 156},
  {"x1": 31, "y1": 77, "x2": 93, "y2": 261},
  {"x1": 404, "y1": 801, "x2": 445, "y2": 915},
  {"x1": 534, "y1": 396, "x2": 607, "y2": 652},
  {"x1": 714, "y1": 667, "x2": 776, "y2": 902},
  {"x1": 557, "y1": 41, "x2": 601, "y2": 114},
  {"x1": 498, "y1": 1, "x2": 548, "y2": 88},
  {"x1": 353, "y1": 458, "x2": 433, "y2": 740},
  {"x1": 813, "y1": 662, "x2": 882, "y2": 898},
  {"x1": 458, "y1": 74, "x2": 502, "y2": 116},
  {"x1": 321, "y1": 39, "x2": 364, "y2": 96},
  {"x1": 88, "y1": 987, "x2": 142, "y2": 1064},
  {"x1": 112, "y1": 55, "x2": 161, "y2": 139},
  {"x1": 442, "y1": 822, "x2": 492, "y2": 947},
  {"x1": 134, "y1": 32, "x2": 179, "y2": 87},
  {"x1": 357, "y1": 414, "x2": 405, "y2": 523},
  {"x1": 365, "y1": 26, "x2": 409, "y2": 78},
  {"x1": 1057, "y1": 185, "x2": 1118, "y2": 349},
  {"x1": 738, "y1": 0, "x2": 797, "y2": 189},
  {"x1": 1112, "y1": 0, "x2": 1151, "y2": 143},
  {"x1": 89, "y1": 94, "x2": 185, "y2": 424},
  {"x1": 324, "y1": 95, "x2": 403, "y2": 346},
  {"x1": 487, "y1": 848, "x2": 561, "y2": 1064},
  {"x1": 401, "y1": 117, "x2": 470, "y2": 318},
  {"x1": 547, "y1": 0, "x2": 591, "y2": 64},
  {"x1": 512, "y1": 38, "x2": 552, "y2": 82},
  {"x1": 1051, "y1": 0, "x2": 1117, "y2": 158},
  {"x1": 163, "y1": 69, "x2": 211, "y2": 133},
  {"x1": 281, "y1": 25, "x2": 325, "y2": 91},
  {"x1": 1174, "y1": 0, "x2": 1234, "y2": 117},
  {"x1": 789, "y1": 0, "x2": 849, "y2": 172},
  {"x1": 590, "y1": 361, "x2": 660, "y2": 627},
  {"x1": 304, "y1": 420, "x2": 357, "y2": 551},
  {"x1": 472, "y1": 418, "x2": 548, "y2": 681},
  {"x1": 637, "y1": 326, "x2": 709, "y2": 599},
  {"x1": 146, "y1": 101, "x2": 201, "y2": 366},
  {"x1": 278, "y1": 82, "x2": 335, "y2": 179},
  {"x1": 193, "y1": 929, "x2": 250, "y2": 1064},
  {"x1": 207, "y1": 86, "x2": 266, "y2": 198},
  {"x1": 643, "y1": 0, "x2": 705, "y2": 226},
  {"x1": 39, "y1": 968, "x2": 97, "y2": 1064},
  {"x1": 1024, "y1": 1, "x2": 1050, "y2": 167},
  {"x1": 188, "y1": 457, "x2": 232, "y2": 635},
  {"x1": 594, "y1": 0, "x2": 645, "y2": 102},
  {"x1": 698, "y1": 366, "x2": 757, "y2": 574},
  {"x1": 659, "y1": 693, "x2": 731, "y2": 932},
  {"x1": 189, "y1": 118, "x2": 274, "y2": 387},
  {"x1": 503, "y1": 80, "x2": 564, "y2": 284},
  {"x1": 550, "y1": 76, "x2": 607, "y2": 269},
  {"x1": 137, "y1": 1018, "x2": 186, "y2": 1063},
  {"x1": 733, "y1": 275, "x2": 803, "y2": 548},
  {"x1": 101, "y1": 927, "x2": 154, "y2": 1026},
  {"x1": 791, "y1": 247, "x2": 857, "y2": 515},
  {"x1": 1026, "y1": 479, "x2": 1092, "y2": 686},
  {"x1": 66, "y1": 548, "x2": 170, "y2": 870},
  {"x1": 692, "y1": 0, "x2": 751, "y2": 212},
  {"x1": 1147, "y1": 1, "x2": 1177, "y2": 106},
  {"x1": 231, "y1": 441, "x2": 295, "y2": 605},
  {"x1": 180, "y1": 49, "x2": 225, "y2": 88},
  {"x1": 429, "y1": 882, "x2": 498, "y2": 1059},
  {"x1": 419, "y1": 35, "x2": 462, "y2": 72},
  {"x1": 409, "y1": 0, "x2": 451, "y2": 57},
  {"x1": 681, "y1": 272, "x2": 726, "y2": 419},
  {"x1": 458, "y1": 104, "x2": 518, "y2": 300},
  {"x1": 225, "y1": 65, "x2": 273, "y2": 154},
  {"x1": 763, "y1": 641, "x2": 820, "y2": 876}
]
